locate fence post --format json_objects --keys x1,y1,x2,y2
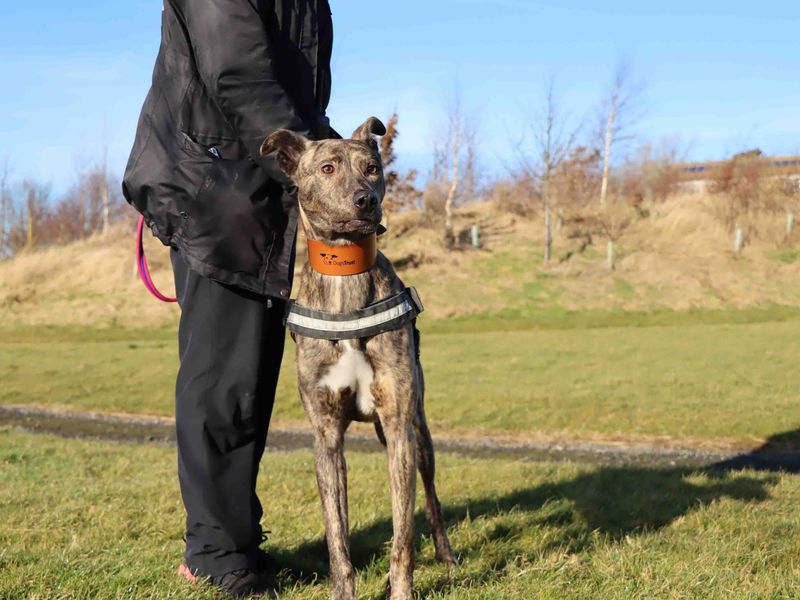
[
  {"x1": 471, "y1": 224, "x2": 480, "y2": 249},
  {"x1": 788, "y1": 213, "x2": 795, "y2": 236},
  {"x1": 607, "y1": 240, "x2": 615, "y2": 270},
  {"x1": 734, "y1": 227, "x2": 744, "y2": 254}
]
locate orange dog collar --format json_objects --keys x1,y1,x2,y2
[{"x1": 306, "y1": 234, "x2": 377, "y2": 276}]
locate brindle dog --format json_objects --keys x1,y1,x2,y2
[{"x1": 260, "y1": 117, "x2": 456, "y2": 600}]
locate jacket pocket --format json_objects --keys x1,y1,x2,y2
[{"x1": 176, "y1": 134, "x2": 284, "y2": 277}]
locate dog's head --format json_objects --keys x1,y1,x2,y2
[{"x1": 260, "y1": 117, "x2": 386, "y2": 242}]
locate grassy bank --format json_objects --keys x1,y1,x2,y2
[
  {"x1": 1, "y1": 430, "x2": 798, "y2": 599},
  {"x1": 1, "y1": 307, "x2": 799, "y2": 448},
  {"x1": 3, "y1": 195, "x2": 800, "y2": 330}
]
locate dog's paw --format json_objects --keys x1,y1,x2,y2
[{"x1": 439, "y1": 552, "x2": 459, "y2": 570}]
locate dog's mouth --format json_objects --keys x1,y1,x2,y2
[{"x1": 335, "y1": 219, "x2": 378, "y2": 234}]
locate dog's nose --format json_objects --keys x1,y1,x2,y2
[{"x1": 353, "y1": 190, "x2": 378, "y2": 210}]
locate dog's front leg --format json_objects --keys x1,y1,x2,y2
[
  {"x1": 304, "y1": 392, "x2": 355, "y2": 600},
  {"x1": 375, "y1": 382, "x2": 417, "y2": 600},
  {"x1": 312, "y1": 426, "x2": 355, "y2": 599}
]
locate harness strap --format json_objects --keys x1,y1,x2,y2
[{"x1": 285, "y1": 287, "x2": 424, "y2": 340}]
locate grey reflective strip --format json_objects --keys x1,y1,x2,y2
[{"x1": 286, "y1": 298, "x2": 415, "y2": 334}]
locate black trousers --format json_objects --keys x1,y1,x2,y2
[{"x1": 171, "y1": 249, "x2": 286, "y2": 576}]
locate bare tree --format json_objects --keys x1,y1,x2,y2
[
  {"x1": 443, "y1": 94, "x2": 462, "y2": 248},
  {"x1": 561, "y1": 202, "x2": 635, "y2": 270},
  {"x1": 598, "y1": 60, "x2": 644, "y2": 208},
  {"x1": 77, "y1": 166, "x2": 88, "y2": 238},
  {"x1": 431, "y1": 85, "x2": 477, "y2": 248},
  {"x1": 518, "y1": 76, "x2": 579, "y2": 264},
  {"x1": 12, "y1": 180, "x2": 50, "y2": 252},
  {"x1": 461, "y1": 129, "x2": 480, "y2": 203},
  {"x1": 0, "y1": 157, "x2": 10, "y2": 258},
  {"x1": 71, "y1": 158, "x2": 122, "y2": 237},
  {"x1": 0, "y1": 153, "x2": 126, "y2": 257},
  {"x1": 100, "y1": 146, "x2": 110, "y2": 236},
  {"x1": 379, "y1": 112, "x2": 422, "y2": 228}
]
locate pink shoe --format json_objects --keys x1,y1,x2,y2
[{"x1": 177, "y1": 563, "x2": 198, "y2": 584}]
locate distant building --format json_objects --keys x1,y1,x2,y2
[{"x1": 676, "y1": 154, "x2": 800, "y2": 193}]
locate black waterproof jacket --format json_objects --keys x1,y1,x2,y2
[{"x1": 123, "y1": 0, "x2": 333, "y2": 299}]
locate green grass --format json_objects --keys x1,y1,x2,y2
[
  {"x1": 1, "y1": 429, "x2": 798, "y2": 599},
  {"x1": 770, "y1": 247, "x2": 800, "y2": 264},
  {"x1": 424, "y1": 303, "x2": 800, "y2": 335},
  {"x1": 2, "y1": 307, "x2": 800, "y2": 445},
  {"x1": 613, "y1": 277, "x2": 637, "y2": 300}
]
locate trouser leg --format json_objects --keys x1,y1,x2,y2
[{"x1": 171, "y1": 249, "x2": 286, "y2": 577}]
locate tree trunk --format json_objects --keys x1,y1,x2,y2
[
  {"x1": 544, "y1": 200, "x2": 552, "y2": 264},
  {"x1": 0, "y1": 200, "x2": 4, "y2": 257},
  {"x1": 734, "y1": 226, "x2": 744, "y2": 254},
  {"x1": 101, "y1": 178, "x2": 110, "y2": 236},
  {"x1": 444, "y1": 182, "x2": 456, "y2": 248},
  {"x1": 542, "y1": 168, "x2": 553, "y2": 265},
  {"x1": 26, "y1": 190, "x2": 35, "y2": 250},
  {"x1": 0, "y1": 161, "x2": 9, "y2": 257},
  {"x1": 599, "y1": 107, "x2": 616, "y2": 208},
  {"x1": 0, "y1": 186, "x2": 6, "y2": 258},
  {"x1": 444, "y1": 127, "x2": 460, "y2": 248},
  {"x1": 78, "y1": 186, "x2": 86, "y2": 239}
]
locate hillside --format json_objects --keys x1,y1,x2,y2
[{"x1": 1, "y1": 194, "x2": 799, "y2": 328}]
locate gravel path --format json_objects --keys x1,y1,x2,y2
[{"x1": 2, "y1": 404, "x2": 798, "y2": 472}]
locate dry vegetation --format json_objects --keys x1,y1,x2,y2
[
  {"x1": 0, "y1": 223, "x2": 178, "y2": 328},
  {"x1": 2, "y1": 81, "x2": 799, "y2": 327},
  {"x1": 1, "y1": 185, "x2": 799, "y2": 328}
]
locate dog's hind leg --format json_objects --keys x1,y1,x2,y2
[
  {"x1": 378, "y1": 406, "x2": 457, "y2": 568},
  {"x1": 413, "y1": 397, "x2": 458, "y2": 567}
]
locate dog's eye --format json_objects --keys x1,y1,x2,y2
[
  {"x1": 321, "y1": 164, "x2": 335, "y2": 175},
  {"x1": 366, "y1": 164, "x2": 379, "y2": 176}
]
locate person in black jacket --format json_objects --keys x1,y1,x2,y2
[{"x1": 122, "y1": 1, "x2": 335, "y2": 596}]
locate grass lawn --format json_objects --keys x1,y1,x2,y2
[
  {"x1": 1, "y1": 308, "x2": 799, "y2": 447},
  {"x1": 1, "y1": 430, "x2": 799, "y2": 599}
]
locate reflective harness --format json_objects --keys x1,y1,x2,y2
[
  {"x1": 284, "y1": 226, "x2": 423, "y2": 340},
  {"x1": 284, "y1": 286, "x2": 424, "y2": 340}
]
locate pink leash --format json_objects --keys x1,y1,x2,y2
[{"x1": 136, "y1": 214, "x2": 177, "y2": 303}]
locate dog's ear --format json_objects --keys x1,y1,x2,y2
[
  {"x1": 260, "y1": 130, "x2": 308, "y2": 175},
  {"x1": 351, "y1": 117, "x2": 387, "y2": 145}
]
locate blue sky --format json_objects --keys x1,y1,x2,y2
[{"x1": 1, "y1": 0, "x2": 798, "y2": 195}]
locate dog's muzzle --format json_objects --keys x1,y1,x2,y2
[{"x1": 284, "y1": 287, "x2": 424, "y2": 340}]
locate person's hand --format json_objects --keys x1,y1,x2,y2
[
  {"x1": 312, "y1": 115, "x2": 341, "y2": 140},
  {"x1": 258, "y1": 154, "x2": 298, "y2": 195}
]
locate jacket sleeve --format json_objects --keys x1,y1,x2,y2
[{"x1": 175, "y1": 0, "x2": 317, "y2": 176}]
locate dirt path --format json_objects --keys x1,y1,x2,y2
[{"x1": 2, "y1": 404, "x2": 798, "y2": 471}]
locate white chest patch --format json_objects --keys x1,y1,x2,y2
[{"x1": 318, "y1": 341, "x2": 376, "y2": 417}]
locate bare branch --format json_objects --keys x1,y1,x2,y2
[
  {"x1": 443, "y1": 88, "x2": 462, "y2": 248},
  {"x1": 0, "y1": 156, "x2": 10, "y2": 258},
  {"x1": 598, "y1": 59, "x2": 646, "y2": 207},
  {"x1": 380, "y1": 112, "x2": 423, "y2": 225},
  {"x1": 425, "y1": 81, "x2": 479, "y2": 248},
  {"x1": 516, "y1": 75, "x2": 582, "y2": 263},
  {"x1": 516, "y1": 75, "x2": 581, "y2": 183}
]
